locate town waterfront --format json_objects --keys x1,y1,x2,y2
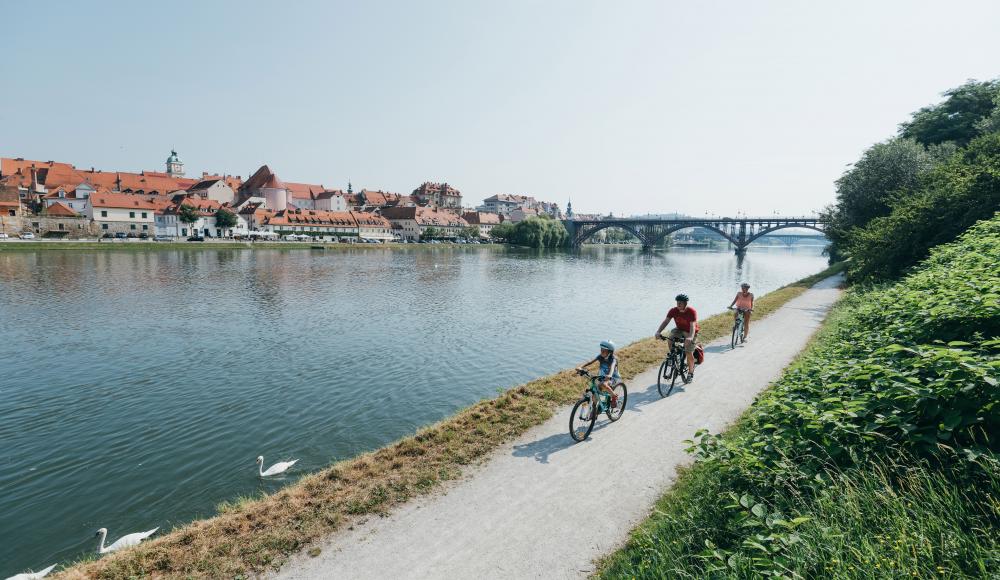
[{"x1": 0, "y1": 245, "x2": 826, "y2": 573}]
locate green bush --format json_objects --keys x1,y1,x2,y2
[{"x1": 848, "y1": 134, "x2": 1000, "y2": 281}]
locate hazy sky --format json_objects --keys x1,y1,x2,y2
[{"x1": 3, "y1": 1, "x2": 999, "y2": 216}]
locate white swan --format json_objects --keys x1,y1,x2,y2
[
  {"x1": 5, "y1": 564, "x2": 57, "y2": 580},
  {"x1": 256, "y1": 455, "x2": 298, "y2": 477},
  {"x1": 95, "y1": 527, "x2": 158, "y2": 555}
]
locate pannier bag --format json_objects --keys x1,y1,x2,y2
[{"x1": 693, "y1": 344, "x2": 705, "y2": 365}]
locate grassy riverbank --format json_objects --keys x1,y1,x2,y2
[
  {"x1": 57, "y1": 262, "x2": 845, "y2": 579},
  {"x1": 598, "y1": 215, "x2": 1000, "y2": 578}
]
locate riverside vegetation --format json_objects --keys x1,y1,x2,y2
[
  {"x1": 56, "y1": 262, "x2": 844, "y2": 578},
  {"x1": 599, "y1": 214, "x2": 1000, "y2": 578}
]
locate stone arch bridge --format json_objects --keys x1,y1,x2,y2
[{"x1": 564, "y1": 216, "x2": 827, "y2": 253}]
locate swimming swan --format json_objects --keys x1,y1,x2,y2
[
  {"x1": 95, "y1": 527, "x2": 158, "y2": 555},
  {"x1": 5, "y1": 563, "x2": 57, "y2": 579},
  {"x1": 256, "y1": 455, "x2": 298, "y2": 477}
]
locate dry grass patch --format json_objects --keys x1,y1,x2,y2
[{"x1": 57, "y1": 263, "x2": 843, "y2": 579}]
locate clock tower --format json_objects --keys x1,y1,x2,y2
[{"x1": 166, "y1": 149, "x2": 185, "y2": 177}]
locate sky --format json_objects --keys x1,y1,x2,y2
[{"x1": 3, "y1": 0, "x2": 999, "y2": 217}]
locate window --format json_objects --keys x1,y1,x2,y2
[
  {"x1": 101, "y1": 210, "x2": 108, "y2": 217},
  {"x1": 142, "y1": 225, "x2": 148, "y2": 231},
  {"x1": 129, "y1": 211, "x2": 135, "y2": 218},
  {"x1": 102, "y1": 224, "x2": 109, "y2": 230},
  {"x1": 141, "y1": 212, "x2": 147, "y2": 218},
  {"x1": 6, "y1": 210, "x2": 13, "y2": 217},
  {"x1": 58, "y1": 223, "x2": 64, "y2": 230},
  {"x1": 130, "y1": 224, "x2": 136, "y2": 230}
]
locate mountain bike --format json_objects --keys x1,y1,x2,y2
[
  {"x1": 569, "y1": 369, "x2": 627, "y2": 442},
  {"x1": 657, "y1": 336, "x2": 689, "y2": 397},
  {"x1": 729, "y1": 306, "x2": 748, "y2": 349}
]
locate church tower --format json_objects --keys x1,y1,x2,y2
[
  {"x1": 566, "y1": 199, "x2": 573, "y2": 218},
  {"x1": 166, "y1": 149, "x2": 185, "y2": 177}
]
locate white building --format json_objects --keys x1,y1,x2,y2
[
  {"x1": 87, "y1": 193, "x2": 158, "y2": 235},
  {"x1": 187, "y1": 179, "x2": 235, "y2": 205},
  {"x1": 381, "y1": 206, "x2": 469, "y2": 241}
]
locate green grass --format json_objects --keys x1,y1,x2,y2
[
  {"x1": 56, "y1": 264, "x2": 846, "y2": 579},
  {"x1": 598, "y1": 214, "x2": 1000, "y2": 579}
]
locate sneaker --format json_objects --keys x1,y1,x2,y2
[
  {"x1": 743, "y1": 336, "x2": 749, "y2": 343},
  {"x1": 684, "y1": 373, "x2": 694, "y2": 384}
]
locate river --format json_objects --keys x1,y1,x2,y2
[{"x1": 0, "y1": 244, "x2": 826, "y2": 574}]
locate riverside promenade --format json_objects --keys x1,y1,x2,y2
[{"x1": 275, "y1": 275, "x2": 844, "y2": 579}]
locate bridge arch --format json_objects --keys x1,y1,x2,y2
[
  {"x1": 570, "y1": 222, "x2": 650, "y2": 247},
  {"x1": 648, "y1": 224, "x2": 739, "y2": 248},
  {"x1": 745, "y1": 223, "x2": 827, "y2": 245}
]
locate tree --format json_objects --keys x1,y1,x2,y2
[
  {"x1": 822, "y1": 137, "x2": 949, "y2": 260},
  {"x1": 846, "y1": 132, "x2": 1000, "y2": 281},
  {"x1": 215, "y1": 207, "x2": 238, "y2": 230},
  {"x1": 506, "y1": 216, "x2": 568, "y2": 248},
  {"x1": 421, "y1": 226, "x2": 441, "y2": 240},
  {"x1": 459, "y1": 226, "x2": 481, "y2": 240},
  {"x1": 899, "y1": 79, "x2": 1000, "y2": 147},
  {"x1": 178, "y1": 204, "x2": 201, "y2": 235},
  {"x1": 490, "y1": 222, "x2": 514, "y2": 242}
]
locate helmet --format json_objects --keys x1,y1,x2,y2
[
  {"x1": 599, "y1": 340, "x2": 616, "y2": 352},
  {"x1": 741, "y1": 282, "x2": 750, "y2": 288},
  {"x1": 675, "y1": 293, "x2": 689, "y2": 303}
]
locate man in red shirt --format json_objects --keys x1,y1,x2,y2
[{"x1": 654, "y1": 293, "x2": 699, "y2": 382}]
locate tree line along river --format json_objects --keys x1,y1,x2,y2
[{"x1": 0, "y1": 244, "x2": 828, "y2": 574}]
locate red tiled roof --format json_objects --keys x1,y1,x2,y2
[
  {"x1": 264, "y1": 209, "x2": 358, "y2": 227},
  {"x1": 382, "y1": 206, "x2": 468, "y2": 227},
  {"x1": 350, "y1": 211, "x2": 391, "y2": 227},
  {"x1": 90, "y1": 193, "x2": 159, "y2": 210},
  {"x1": 44, "y1": 202, "x2": 80, "y2": 217},
  {"x1": 462, "y1": 211, "x2": 501, "y2": 225}
]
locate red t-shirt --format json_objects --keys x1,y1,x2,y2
[{"x1": 668, "y1": 306, "x2": 699, "y2": 333}]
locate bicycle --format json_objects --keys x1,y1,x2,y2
[
  {"x1": 569, "y1": 369, "x2": 628, "y2": 442},
  {"x1": 656, "y1": 336, "x2": 689, "y2": 397},
  {"x1": 729, "y1": 306, "x2": 749, "y2": 349}
]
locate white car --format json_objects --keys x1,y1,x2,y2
[
  {"x1": 0, "y1": 233, "x2": 8, "y2": 239},
  {"x1": 19, "y1": 232, "x2": 35, "y2": 239}
]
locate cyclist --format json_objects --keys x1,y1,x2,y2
[
  {"x1": 576, "y1": 340, "x2": 621, "y2": 408},
  {"x1": 654, "y1": 293, "x2": 699, "y2": 383},
  {"x1": 728, "y1": 282, "x2": 754, "y2": 341}
]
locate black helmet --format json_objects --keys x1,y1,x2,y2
[
  {"x1": 741, "y1": 282, "x2": 750, "y2": 288},
  {"x1": 675, "y1": 293, "x2": 689, "y2": 302}
]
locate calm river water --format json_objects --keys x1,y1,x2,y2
[{"x1": 0, "y1": 245, "x2": 826, "y2": 573}]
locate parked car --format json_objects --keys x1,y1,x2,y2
[
  {"x1": 114, "y1": 232, "x2": 128, "y2": 239},
  {"x1": 0, "y1": 233, "x2": 8, "y2": 240},
  {"x1": 153, "y1": 235, "x2": 172, "y2": 242},
  {"x1": 19, "y1": 232, "x2": 35, "y2": 239},
  {"x1": 102, "y1": 233, "x2": 114, "y2": 239},
  {"x1": 187, "y1": 235, "x2": 205, "y2": 242},
  {"x1": 126, "y1": 232, "x2": 138, "y2": 238},
  {"x1": 138, "y1": 232, "x2": 149, "y2": 239}
]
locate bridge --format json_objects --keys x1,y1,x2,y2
[{"x1": 563, "y1": 216, "x2": 827, "y2": 253}]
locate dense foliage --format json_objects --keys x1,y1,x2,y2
[
  {"x1": 848, "y1": 133, "x2": 1000, "y2": 280},
  {"x1": 497, "y1": 216, "x2": 568, "y2": 248},
  {"x1": 602, "y1": 214, "x2": 1000, "y2": 578},
  {"x1": 900, "y1": 79, "x2": 1000, "y2": 147},
  {"x1": 823, "y1": 78, "x2": 1000, "y2": 276},
  {"x1": 214, "y1": 207, "x2": 238, "y2": 229},
  {"x1": 178, "y1": 204, "x2": 200, "y2": 227}
]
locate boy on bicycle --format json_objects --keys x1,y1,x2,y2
[
  {"x1": 654, "y1": 293, "x2": 699, "y2": 383},
  {"x1": 728, "y1": 282, "x2": 754, "y2": 341},
  {"x1": 576, "y1": 340, "x2": 621, "y2": 408}
]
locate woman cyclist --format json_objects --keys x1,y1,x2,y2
[
  {"x1": 728, "y1": 282, "x2": 754, "y2": 341},
  {"x1": 577, "y1": 340, "x2": 621, "y2": 408}
]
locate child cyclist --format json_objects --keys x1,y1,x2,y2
[
  {"x1": 576, "y1": 340, "x2": 621, "y2": 409},
  {"x1": 728, "y1": 282, "x2": 754, "y2": 341}
]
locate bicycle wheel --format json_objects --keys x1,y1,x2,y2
[
  {"x1": 606, "y1": 383, "x2": 628, "y2": 421},
  {"x1": 731, "y1": 323, "x2": 738, "y2": 349},
  {"x1": 657, "y1": 359, "x2": 672, "y2": 397},
  {"x1": 569, "y1": 397, "x2": 596, "y2": 441}
]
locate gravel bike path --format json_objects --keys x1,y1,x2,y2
[{"x1": 275, "y1": 275, "x2": 844, "y2": 580}]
